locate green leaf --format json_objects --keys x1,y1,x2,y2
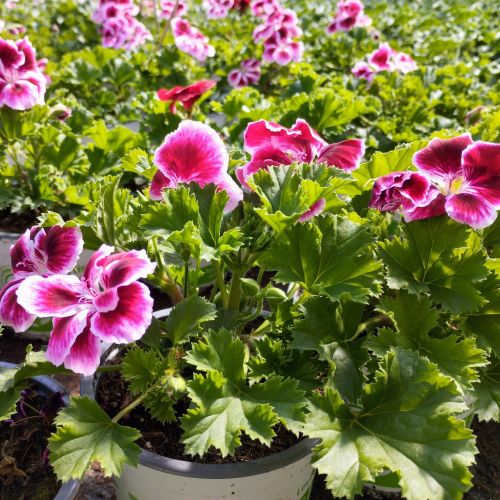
[
  {"x1": 472, "y1": 357, "x2": 500, "y2": 421},
  {"x1": 164, "y1": 296, "x2": 217, "y2": 345},
  {"x1": 261, "y1": 215, "x2": 382, "y2": 302},
  {"x1": 181, "y1": 371, "x2": 277, "y2": 457},
  {"x1": 305, "y1": 349, "x2": 476, "y2": 500},
  {"x1": 367, "y1": 293, "x2": 487, "y2": 387},
  {"x1": 121, "y1": 148, "x2": 156, "y2": 180},
  {"x1": 49, "y1": 396, "x2": 141, "y2": 481},
  {"x1": 0, "y1": 387, "x2": 20, "y2": 421},
  {"x1": 378, "y1": 218, "x2": 488, "y2": 313},
  {"x1": 122, "y1": 348, "x2": 166, "y2": 395}
]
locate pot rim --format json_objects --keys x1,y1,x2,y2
[
  {"x1": 80, "y1": 360, "x2": 317, "y2": 479},
  {"x1": 0, "y1": 361, "x2": 80, "y2": 499}
]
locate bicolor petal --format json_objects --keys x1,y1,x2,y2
[
  {"x1": 0, "y1": 279, "x2": 36, "y2": 332},
  {"x1": 318, "y1": 139, "x2": 365, "y2": 172},
  {"x1": 445, "y1": 193, "x2": 497, "y2": 229},
  {"x1": 62, "y1": 326, "x2": 101, "y2": 376}
]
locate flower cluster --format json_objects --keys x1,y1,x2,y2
[
  {"x1": 251, "y1": 0, "x2": 303, "y2": 66},
  {"x1": 150, "y1": 120, "x2": 243, "y2": 211},
  {"x1": 0, "y1": 37, "x2": 47, "y2": 110},
  {"x1": 236, "y1": 118, "x2": 365, "y2": 188},
  {"x1": 326, "y1": 0, "x2": 372, "y2": 34},
  {"x1": 157, "y1": 80, "x2": 216, "y2": 114},
  {"x1": 203, "y1": 0, "x2": 234, "y2": 19},
  {"x1": 369, "y1": 135, "x2": 500, "y2": 229},
  {"x1": 171, "y1": 17, "x2": 215, "y2": 62},
  {"x1": 353, "y1": 43, "x2": 417, "y2": 81},
  {"x1": 158, "y1": 0, "x2": 187, "y2": 19},
  {"x1": 228, "y1": 59, "x2": 261, "y2": 88},
  {"x1": 92, "y1": 0, "x2": 151, "y2": 50},
  {"x1": 2, "y1": 226, "x2": 155, "y2": 375}
]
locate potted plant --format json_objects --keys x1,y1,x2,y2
[{"x1": 1, "y1": 119, "x2": 499, "y2": 500}]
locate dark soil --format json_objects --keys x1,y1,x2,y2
[
  {"x1": 0, "y1": 329, "x2": 44, "y2": 364},
  {"x1": 0, "y1": 209, "x2": 38, "y2": 233},
  {"x1": 0, "y1": 386, "x2": 63, "y2": 499},
  {"x1": 96, "y1": 363, "x2": 301, "y2": 464},
  {"x1": 310, "y1": 418, "x2": 500, "y2": 500}
]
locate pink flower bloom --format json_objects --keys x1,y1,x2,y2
[
  {"x1": 327, "y1": 0, "x2": 371, "y2": 34},
  {"x1": 0, "y1": 226, "x2": 83, "y2": 333},
  {"x1": 298, "y1": 198, "x2": 327, "y2": 222},
  {"x1": 0, "y1": 37, "x2": 47, "y2": 110},
  {"x1": 351, "y1": 61, "x2": 375, "y2": 81},
  {"x1": 101, "y1": 15, "x2": 152, "y2": 50},
  {"x1": 92, "y1": 0, "x2": 139, "y2": 24},
  {"x1": 251, "y1": 0, "x2": 281, "y2": 18},
  {"x1": 236, "y1": 119, "x2": 364, "y2": 187},
  {"x1": 203, "y1": 0, "x2": 234, "y2": 19},
  {"x1": 392, "y1": 51, "x2": 418, "y2": 74},
  {"x1": 171, "y1": 17, "x2": 215, "y2": 62},
  {"x1": 369, "y1": 135, "x2": 500, "y2": 229},
  {"x1": 150, "y1": 120, "x2": 243, "y2": 211},
  {"x1": 157, "y1": 80, "x2": 216, "y2": 114},
  {"x1": 368, "y1": 43, "x2": 394, "y2": 71},
  {"x1": 158, "y1": 0, "x2": 187, "y2": 19},
  {"x1": 228, "y1": 59, "x2": 261, "y2": 88},
  {"x1": 17, "y1": 246, "x2": 155, "y2": 376}
]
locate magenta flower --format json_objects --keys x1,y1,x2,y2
[
  {"x1": 0, "y1": 37, "x2": 47, "y2": 110},
  {"x1": 351, "y1": 61, "x2": 375, "y2": 81},
  {"x1": 171, "y1": 17, "x2": 215, "y2": 62},
  {"x1": 228, "y1": 59, "x2": 261, "y2": 88},
  {"x1": 157, "y1": 80, "x2": 216, "y2": 115},
  {"x1": 92, "y1": 0, "x2": 139, "y2": 24},
  {"x1": 369, "y1": 135, "x2": 500, "y2": 229},
  {"x1": 150, "y1": 120, "x2": 243, "y2": 211},
  {"x1": 159, "y1": 0, "x2": 187, "y2": 19},
  {"x1": 236, "y1": 119, "x2": 364, "y2": 187},
  {"x1": 326, "y1": 0, "x2": 372, "y2": 34},
  {"x1": 0, "y1": 226, "x2": 83, "y2": 333},
  {"x1": 203, "y1": 0, "x2": 234, "y2": 19},
  {"x1": 17, "y1": 246, "x2": 155, "y2": 376}
]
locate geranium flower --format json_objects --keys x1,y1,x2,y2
[
  {"x1": 17, "y1": 246, "x2": 155, "y2": 376},
  {"x1": 100, "y1": 15, "x2": 152, "y2": 50},
  {"x1": 0, "y1": 226, "x2": 83, "y2": 332},
  {"x1": 150, "y1": 120, "x2": 243, "y2": 211},
  {"x1": 236, "y1": 119, "x2": 364, "y2": 187},
  {"x1": 157, "y1": 80, "x2": 216, "y2": 115},
  {"x1": 171, "y1": 17, "x2": 215, "y2": 62},
  {"x1": 351, "y1": 61, "x2": 375, "y2": 81},
  {"x1": 326, "y1": 0, "x2": 372, "y2": 34},
  {"x1": 203, "y1": 0, "x2": 234, "y2": 19},
  {"x1": 158, "y1": 0, "x2": 187, "y2": 19},
  {"x1": 369, "y1": 135, "x2": 500, "y2": 229},
  {"x1": 0, "y1": 37, "x2": 47, "y2": 110},
  {"x1": 228, "y1": 59, "x2": 261, "y2": 88},
  {"x1": 92, "y1": 0, "x2": 139, "y2": 24}
]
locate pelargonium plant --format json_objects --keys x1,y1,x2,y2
[{"x1": 1, "y1": 118, "x2": 499, "y2": 500}]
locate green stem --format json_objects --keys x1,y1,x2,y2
[
  {"x1": 228, "y1": 270, "x2": 244, "y2": 310},
  {"x1": 346, "y1": 314, "x2": 388, "y2": 342},
  {"x1": 183, "y1": 261, "x2": 190, "y2": 298},
  {"x1": 286, "y1": 283, "x2": 300, "y2": 300},
  {"x1": 112, "y1": 392, "x2": 149, "y2": 423},
  {"x1": 213, "y1": 260, "x2": 228, "y2": 308}
]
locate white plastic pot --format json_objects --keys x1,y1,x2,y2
[
  {"x1": 0, "y1": 362, "x2": 80, "y2": 499},
  {"x1": 0, "y1": 231, "x2": 18, "y2": 269},
  {"x1": 80, "y1": 362, "x2": 317, "y2": 500}
]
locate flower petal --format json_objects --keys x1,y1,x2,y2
[
  {"x1": 153, "y1": 120, "x2": 229, "y2": 186},
  {"x1": 461, "y1": 141, "x2": 500, "y2": 208},
  {"x1": 63, "y1": 325, "x2": 101, "y2": 376},
  {"x1": 91, "y1": 282, "x2": 153, "y2": 343},
  {"x1": 318, "y1": 139, "x2": 365, "y2": 172},
  {"x1": 10, "y1": 228, "x2": 36, "y2": 275},
  {"x1": 413, "y1": 134, "x2": 473, "y2": 182},
  {"x1": 42, "y1": 226, "x2": 83, "y2": 274},
  {"x1": 16, "y1": 275, "x2": 87, "y2": 318},
  {"x1": 299, "y1": 198, "x2": 326, "y2": 222},
  {"x1": 445, "y1": 193, "x2": 497, "y2": 229},
  {"x1": 0, "y1": 279, "x2": 36, "y2": 332},
  {"x1": 45, "y1": 311, "x2": 89, "y2": 367},
  {"x1": 217, "y1": 174, "x2": 244, "y2": 211},
  {"x1": 149, "y1": 170, "x2": 175, "y2": 200},
  {"x1": 83, "y1": 245, "x2": 114, "y2": 290}
]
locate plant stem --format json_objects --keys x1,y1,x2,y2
[
  {"x1": 112, "y1": 392, "x2": 149, "y2": 423},
  {"x1": 228, "y1": 269, "x2": 244, "y2": 310},
  {"x1": 158, "y1": 0, "x2": 179, "y2": 47},
  {"x1": 213, "y1": 260, "x2": 228, "y2": 308},
  {"x1": 346, "y1": 314, "x2": 388, "y2": 342},
  {"x1": 183, "y1": 261, "x2": 190, "y2": 298}
]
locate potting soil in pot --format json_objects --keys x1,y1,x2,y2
[
  {"x1": 0, "y1": 385, "x2": 63, "y2": 499},
  {"x1": 97, "y1": 359, "x2": 302, "y2": 464}
]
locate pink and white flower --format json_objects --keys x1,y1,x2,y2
[
  {"x1": 92, "y1": 0, "x2": 139, "y2": 24},
  {"x1": 17, "y1": 246, "x2": 155, "y2": 376},
  {"x1": 150, "y1": 120, "x2": 243, "y2": 211},
  {"x1": 0, "y1": 226, "x2": 83, "y2": 332},
  {"x1": 203, "y1": 0, "x2": 234, "y2": 19},
  {"x1": 158, "y1": 0, "x2": 187, "y2": 19},
  {"x1": 228, "y1": 59, "x2": 261, "y2": 88},
  {"x1": 353, "y1": 43, "x2": 417, "y2": 80},
  {"x1": 236, "y1": 119, "x2": 365, "y2": 187},
  {"x1": 326, "y1": 0, "x2": 372, "y2": 34},
  {"x1": 171, "y1": 17, "x2": 215, "y2": 62},
  {"x1": 0, "y1": 37, "x2": 47, "y2": 110},
  {"x1": 369, "y1": 135, "x2": 500, "y2": 229},
  {"x1": 157, "y1": 80, "x2": 216, "y2": 115}
]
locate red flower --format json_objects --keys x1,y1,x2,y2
[{"x1": 157, "y1": 80, "x2": 216, "y2": 114}]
